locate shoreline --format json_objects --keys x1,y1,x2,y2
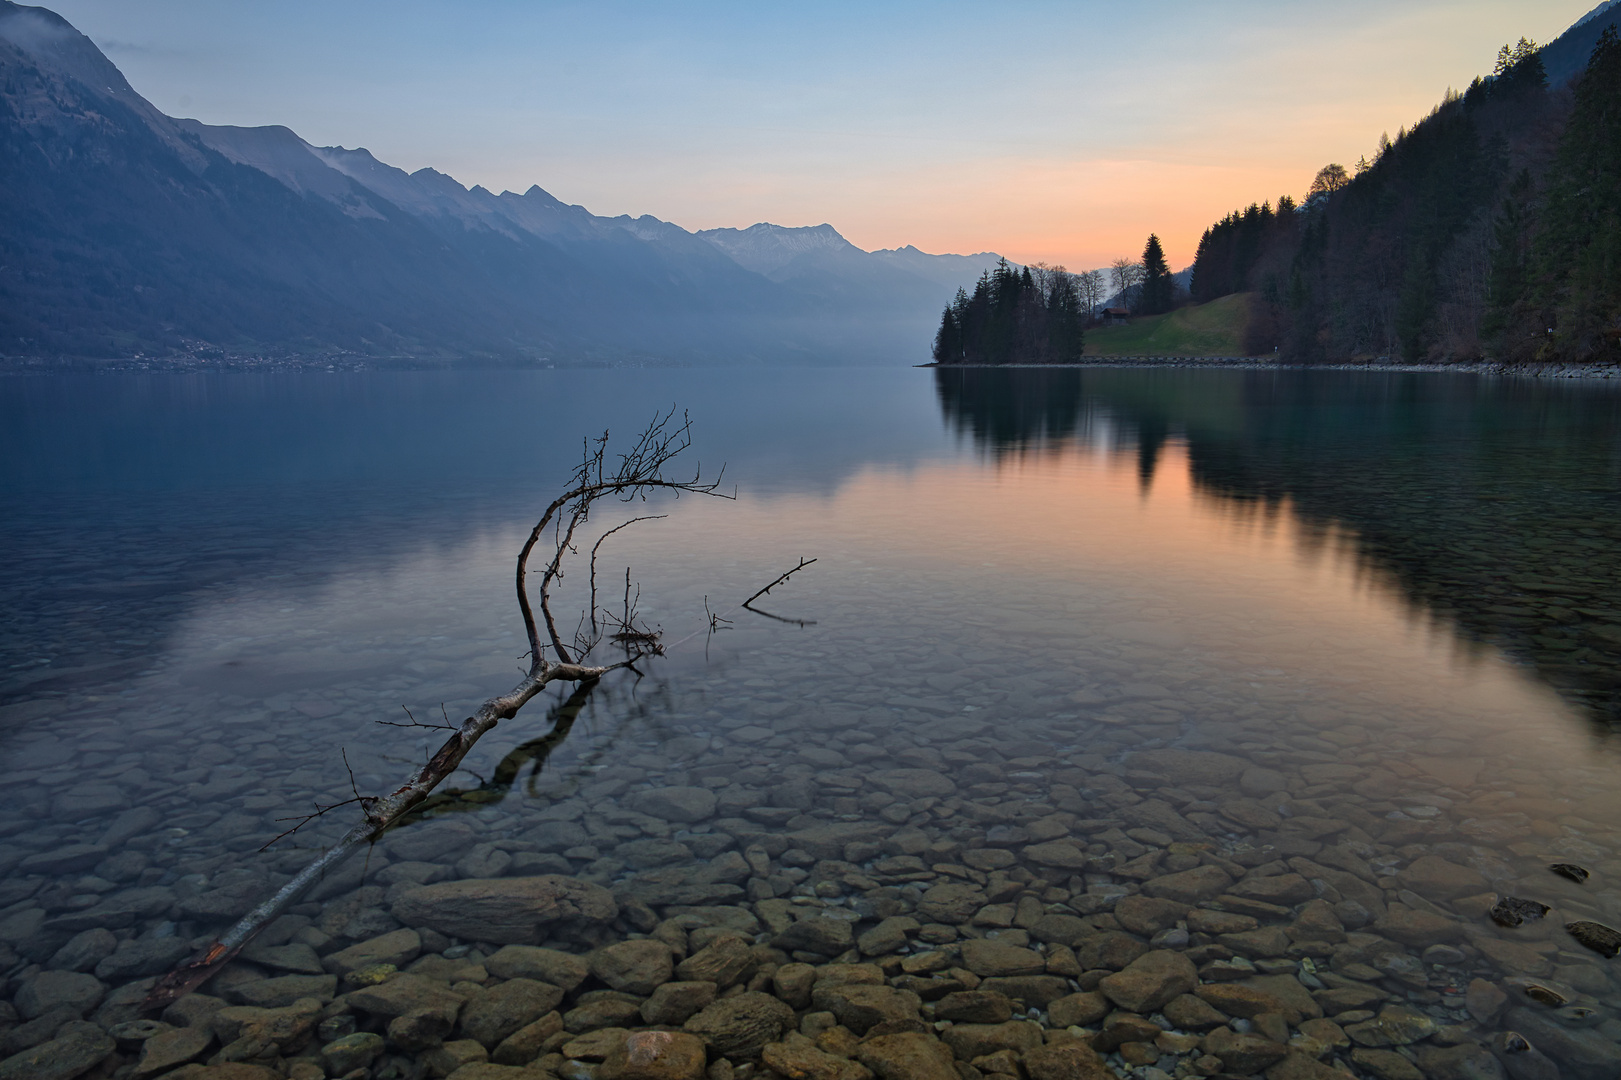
[
  {"x1": 926, "y1": 357, "x2": 1621, "y2": 379},
  {"x1": 3, "y1": 354, "x2": 1619, "y2": 379}
]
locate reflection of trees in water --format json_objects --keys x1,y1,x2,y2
[
  {"x1": 934, "y1": 366, "x2": 1621, "y2": 731},
  {"x1": 935, "y1": 367, "x2": 1092, "y2": 452},
  {"x1": 932, "y1": 367, "x2": 1169, "y2": 485}
]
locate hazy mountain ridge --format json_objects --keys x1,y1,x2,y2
[{"x1": 0, "y1": 1, "x2": 1003, "y2": 364}]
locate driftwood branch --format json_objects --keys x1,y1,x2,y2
[
  {"x1": 742, "y1": 557, "x2": 819, "y2": 626},
  {"x1": 142, "y1": 409, "x2": 731, "y2": 1014}
]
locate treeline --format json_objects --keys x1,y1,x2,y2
[
  {"x1": 1188, "y1": 31, "x2": 1621, "y2": 364},
  {"x1": 1189, "y1": 199, "x2": 1296, "y2": 304},
  {"x1": 933, "y1": 260, "x2": 1086, "y2": 364}
]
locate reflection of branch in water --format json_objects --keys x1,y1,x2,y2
[
  {"x1": 420, "y1": 681, "x2": 593, "y2": 813},
  {"x1": 401, "y1": 671, "x2": 678, "y2": 820}
]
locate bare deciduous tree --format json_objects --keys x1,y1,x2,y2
[
  {"x1": 1110, "y1": 258, "x2": 1145, "y2": 305},
  {"x1": 1076, "y1": 269, "x2": 1106, "y2": 319}
]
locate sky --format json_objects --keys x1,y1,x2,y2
[{"x1": 45, "y1": 0, "x2": 1603, "y2": 270}]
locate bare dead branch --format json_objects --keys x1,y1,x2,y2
[
  {"x1": 142, "y1": 412, "x2": 729, "y2": 1015},
  {"x1": 742, "y1": 557, "x2": 819, "y2": 626},
  {"x1": 257, "y1": 795, "x2": 369, "y2": 853},
  {"x1": 589, "y1": 516, "x2": 665, "y2": 630},
  {"x1": 665, "y1": 558, "x2": 821, "y2": 655},
  {"x1": 516, "y1": 408, "x2": 731, "y2": 667},
  {"x1": 742, "y1": 557, "x2": 818, "y2": 609}
]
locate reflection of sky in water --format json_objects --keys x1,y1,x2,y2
[
  {"x1": 5, "y1": 368, "x2": 1621, "y2": 1064},
  {"x1": 3, "y1": 367, "x2": 1618, "y2": 777},
  {"x1": 133, "y1": 410, "x2": 1604, "y2": 797}
]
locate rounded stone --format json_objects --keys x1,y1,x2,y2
[
  {"x1": 591, "y1": 940, "x2": 675, "y2": 996},
  {"x1": 15, "y1": 971, "x2": 106, "y2": 1020},
  {"x1": 1098, "y1": 950, "x2": 1198, "y2": 1014},
  {"x1": 598, "y1": 1030, "x2": 708, "y2": 1080},
  {"x1": 626, "y1": 787, "x2": 718, "y2": 824},
  {"x1": 390, "y1": 875, "x2": 617, "y2": 945}
]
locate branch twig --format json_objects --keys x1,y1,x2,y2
[
  {"x1": 742, "y1": 557, "x2": 818, "y2": 609},
  {"x1": 742, "y1": 558, "x2": 819, "y2": 626},
  {"x1": 588, "y1": 516, "x2": 664, "y2": 637}
]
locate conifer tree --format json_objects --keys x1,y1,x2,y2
[
  {"x1": 1138, "y1": 234, "x2": 1175, "y2": 315},
  {"x1": 931, "y1": 263, "x2": 1085, "y2": 364}
]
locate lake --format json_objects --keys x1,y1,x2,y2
[{"x1": 3, "y1": 366, "x2": 1621, "y2": 1080}]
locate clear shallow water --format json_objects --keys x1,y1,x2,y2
[{"x1": 4, "y1": 367, "x2": 1621, "y2": 1078}]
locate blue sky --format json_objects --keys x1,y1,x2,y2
[{"x1": 47, "y1": 0, "x2": 1599, "y2": 268}]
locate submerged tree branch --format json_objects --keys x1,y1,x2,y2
[{"x1": 143, "y1": 409, "x2": 731, "y2": 1014}]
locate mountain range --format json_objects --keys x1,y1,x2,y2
[{"x1": 0, "y1": 2, "x2": 1004, "y2": 366}]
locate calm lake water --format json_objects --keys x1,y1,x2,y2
[{"x1": 3, "y1": 367, "x2": 1621, "y2": 1079}]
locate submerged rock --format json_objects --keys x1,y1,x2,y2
[
  {"x1": 761, "y1": 1034, "x2": 869, "y2": 1080},
  {"x1": 1521, "y1": 985, "x2": 1566, "y2": 1008},
  {"x1": 1564, "y1": 920, "x2": 1621, "y2": 958},
  {"x1": 0, "y1": 1021, "x2": 115, "y2": 1080},
  {"x1": 598, "y1": 1030, "x2": 708, "y2": 1080},
  {"x1": 682, "y1": 992, "x2": 794, "y2": 1058},
  {"x1": 391, "y1": 876, "x2": 617, "y2": 945},
  {"x1": 1547, "y1": 864, "x2": 1589, "y2": 884},
  {"x1": 1397, "y1": 856, "x2": 1487, "y2": 900},
  {"x1": 626, "y1": 787, "x2": 717, "y2": 824},
  {"x1": 485, "y1": 945, "x2": 590, "y2": 992},
  {"x1": 1140, "y1": 865, "x2": 1232, "y2": 904},
  {"x1": 1098, "y1": 950, "x2": 1197, "y2": 1013},
  {"x1": 1489, "y1": 897, "x2": 1550, "y2": 929},
  {"x1": 1504, "y1": 1006, "x2": 1621, "y2": 1075},
  {"x1": 1125, "y1": 749, "x2": 1247, "y2": 785},
  {"x1": 591, "y1": 940, "x2": 675, "y2": 996},
  {"x1": 855, "y1": 1031, "x2": 959, "y2": 1080}
]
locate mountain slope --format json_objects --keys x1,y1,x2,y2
[
  {"x1": 0, "y1": 1, "x2": 998, "y2": 365},
  {"x1": 1, "y1": 10, "x2": 560, "y2": 359},
  {"x1": 1542, "y1": 0, "x2": 1621, "y2": 85}
]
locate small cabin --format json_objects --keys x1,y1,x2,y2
[{"x1": 1102, "y1": 306, "x2": 1131, "y2": 326}]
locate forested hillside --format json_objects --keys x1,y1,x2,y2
[{"x1": 1188, "y1": 31, "x2": 1621, "y2": 364}]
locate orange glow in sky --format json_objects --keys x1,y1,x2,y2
[{"x1": 49, "y1": 0, "x2": 1604, "y2": 270}]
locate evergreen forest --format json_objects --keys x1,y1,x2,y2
[
  {"x1": 932, "y1": 260, "x2": 1087, "y2": 365},
  {"x1": 1186, "y1": 31, "x2": 1621, "y2": 364}
]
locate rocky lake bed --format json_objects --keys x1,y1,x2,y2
[
  {"x1": 6, "y1": 368, "x2": 1621, "y2": 1080},
  {"x1": 3, "y1": 701, "x2": 1621, "y2": 1080}
]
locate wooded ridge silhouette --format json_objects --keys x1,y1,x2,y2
[{"x1": 1187, "y1": 28, "x2": 1621, "y2": 364}]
